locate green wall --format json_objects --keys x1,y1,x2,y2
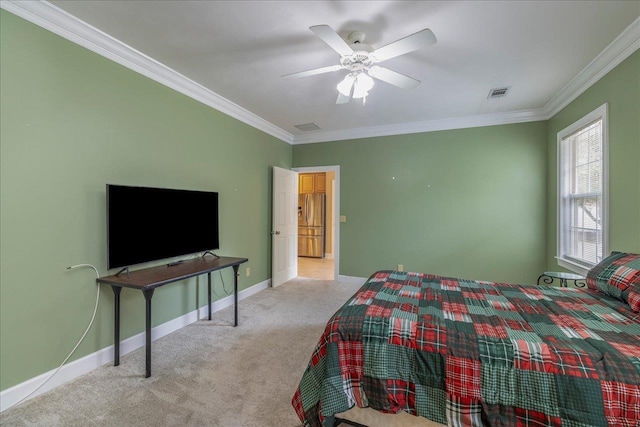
[
  {"x1": 0, "y1": 11, "x2": 291, "y2": 390},
  {"x1": 293, "y1": 122, "x2": 549, "y2": 284},
  {"x1": 546, "y1": 51, "x2": 640, "y2": 269}
]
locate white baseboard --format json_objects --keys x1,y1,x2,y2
[
  {"x1": 0, "y1": 278, "x2": 270, "y2": 413},
  {"x1": 337, "y1": 275, "x2": 367, "y2": 284}
]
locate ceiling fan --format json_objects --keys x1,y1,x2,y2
[{"x1": 282, "y1": 25, "x2": 437, "y2": 104}]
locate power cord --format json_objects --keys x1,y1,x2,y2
[
  {"x1": 210, "y1": 269, "x2": 232, "y2": 298},
  {"x1": 200, "y1": 252, "x2": 232, "y2": 296},
  {"x1": 3, "y1": 264, "x2": 101, "y2": 412},
  {"x1": 219, "y1": 269, "x2": 232, "y2": 295}
]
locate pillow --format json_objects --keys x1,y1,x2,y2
[
  {"x1": 586, "y1": 251, "x2": 640, "y2": 311},
  {"x1": 627, "y1": 283, "x2": 640, "y2": 313}
]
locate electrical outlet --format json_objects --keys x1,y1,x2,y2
[
  {"x1": 397, "y1": 264, "x2": 404, "y2": 272},
  {"x1": 339, "y1": 215, "x2": 347, "y2": 222},
  {"x1": 245, "y1": 267, "x2": 251, "y2": 277}
]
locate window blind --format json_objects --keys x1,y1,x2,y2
[{"x1": 561, "y1": 119, "x2": 603, "y2": 265}]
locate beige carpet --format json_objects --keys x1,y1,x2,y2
[{"x1": 0, "y1": 277, "x2": 443, "y2": 427}]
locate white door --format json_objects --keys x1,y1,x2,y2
[{"x1": 272, "y1": 167, "x2": 298, "y2": 287}]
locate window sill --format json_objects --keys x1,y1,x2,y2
[{"x1": 555, "y1": 257, "x2": 591, "y2": 276}]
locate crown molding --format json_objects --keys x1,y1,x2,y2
[
  {"x1": 542, "y1": 16, "x2": 640, "y2": 118},
  {"x1": 292, "y1": 109, "x2": 547, "y2": 144},
  {"x1": 2, "y1": 2, "x2": 637, "y2": 146},
  {"x1": 0, "y1": 0, "x2": 294, "y2": 144}
]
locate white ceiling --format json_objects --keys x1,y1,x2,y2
[{"x1": 9, "y1": 1, "x2": 640, "y2": 143}]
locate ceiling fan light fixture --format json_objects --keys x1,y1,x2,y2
[
  {"x1": 289, "y1": 25, "x2": 436, "y2": 105},
  {"x1": 337, "y1": 74, "x2": 356, "y2": 96},
  {"x1": 352, "y1": 73, "x2": 374, "y2": 99}
]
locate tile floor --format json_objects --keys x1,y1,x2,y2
[{"x1": 298, "y1": 256, "x2": 335, "y2": 280}]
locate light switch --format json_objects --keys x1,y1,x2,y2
[{"x1": 339, "y1": 215, "x2": 347, "y2": 223}]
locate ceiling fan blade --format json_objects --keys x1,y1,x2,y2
[
  {"x1": 310, "y1": 25, "x2": 353, "y2": 56},
  {"x1": 282, "y1": 64, "x2": 342, "y2": 79},
  {"x1": 336, "y1": 91, "x2": 351, "y2": 104},
  {"x1": 368, "y1": 66, "x2": 421, "y2": 90},
  {"x1": 372, "y1": 29, "x2": 436, "y2": 62}
]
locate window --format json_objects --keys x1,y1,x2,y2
[{"x1": 557, "y1": 104, "x2": 608, "y2": 274}]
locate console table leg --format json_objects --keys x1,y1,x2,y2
[
  {"x1": 111, "y1": 286, "x2": 122, "y2": 367},
  {"x1": 233, "y1": 265, "x2": 239, "y2": 327},
  {"x1": 208, "y1": 272, "x2": 212, "y2": 321},
  {"x1": 143, "y1": 289, "x2": 155, "y2": 378}
]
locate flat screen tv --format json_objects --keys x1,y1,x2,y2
[{"x1": 107, "y1": 184, "x2": 219, "y2": 269}]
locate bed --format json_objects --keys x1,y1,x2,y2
[{"x1": 292, "y1": 252, "x2": 640, "y2": 427}]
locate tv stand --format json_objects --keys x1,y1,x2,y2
[
  {"x1": 115, "y1": 266, "x2": 130, "y2": 278},
  {"x1": 202, "y1": 251, "x2": 220, "y2": 259},
  {"x1": 97, "y1": 256, "x2": 248, "y2": 377}
]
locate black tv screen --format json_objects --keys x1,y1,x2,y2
[{"x1": 107, "y1": 184, "x2": 219, "y2": 269}]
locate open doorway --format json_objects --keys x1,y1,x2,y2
[{"x1": 293, "y1": 166, "x2": 339, "y2": 281}]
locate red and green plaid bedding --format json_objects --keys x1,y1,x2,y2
[{"x1": 292, "y1": 271, "x2": 640, "y2": 427}]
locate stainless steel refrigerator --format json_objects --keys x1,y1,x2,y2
[{"x1": 298, "y1": 193, "x2": 326, "y2": 258}]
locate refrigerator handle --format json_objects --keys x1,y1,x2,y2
[{"x1": 305, "y1": 194, "x2": 310, "y2": 225}]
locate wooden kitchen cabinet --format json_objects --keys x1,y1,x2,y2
[
  {"x1": 299, "y1": 172, "x2": 326, "y2": 193},
  {"x1": 315, "y1": 173, "x2": 326, "y2": 193},
  {"x1": 299, "y1": 174, "x2": 315, "y2": 193}
]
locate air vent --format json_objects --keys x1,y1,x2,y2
[
  {"x1": 294, "y1": 122, "x2": 321, "y2": 132},
  {"x1": 487, "y1": 87, "x2": 510, "y2": 99}
]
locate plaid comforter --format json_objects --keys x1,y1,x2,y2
[{"x1": 292, "y1": 271, "x2": 640, "y2": 426}]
